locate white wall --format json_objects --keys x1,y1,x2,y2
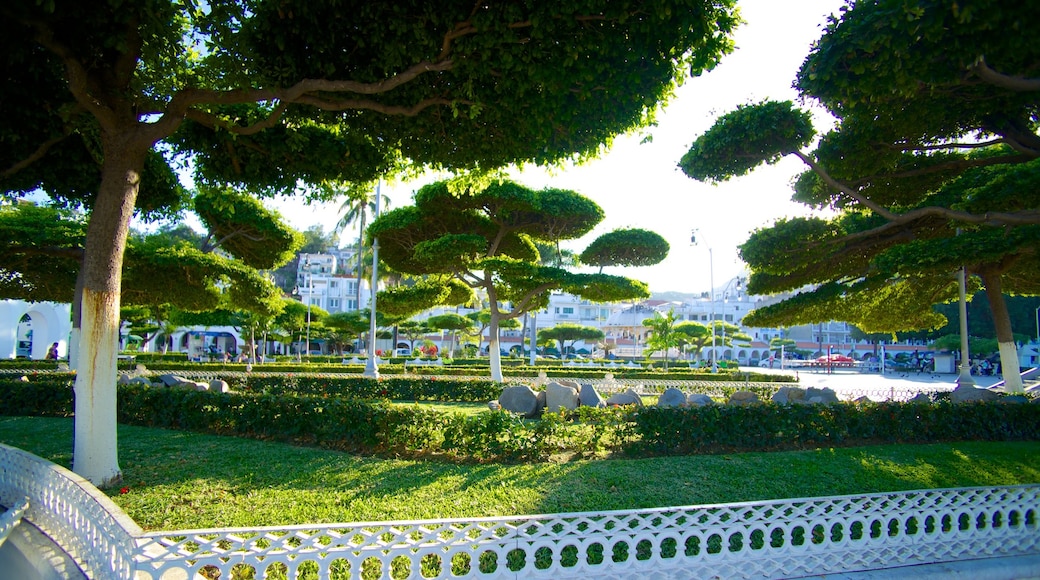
[{"x1": 0, "y1": 300, "x2": 72, "y2": 359}]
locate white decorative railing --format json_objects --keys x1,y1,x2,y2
[
  {"x1": 1, "y1": 443, "x2": 1038, "y2": 579},
  {"x1": 0, "y1": 444, "x2": 141, "y2": 579}
]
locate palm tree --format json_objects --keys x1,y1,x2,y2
[{"x1": 335, "y1": 183, "x2": 391, "y2": 314}]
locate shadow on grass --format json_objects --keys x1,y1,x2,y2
[{"x1": 2, "y1": 416, "x2": 1039, "y2": 530}]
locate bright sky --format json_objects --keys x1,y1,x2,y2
[{"x1": 265, "y1": 0, "x2": 847, "y2": 294}]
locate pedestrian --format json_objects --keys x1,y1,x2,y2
[{"x1": 46, "y1": 342, "x2": 59, "y2": 360}]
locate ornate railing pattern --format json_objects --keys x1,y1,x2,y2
[
  {"x1": 0, "y1": 444, "x2": 141, "y2": 579},
  {"x1": 2, "y1": 444, "x2": 1039, "y2": 579},
  {"x1": 135, "y1": 486, "x2": 1040, "y2": 579}
]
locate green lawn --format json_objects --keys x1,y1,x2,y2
[{"x1": 2, "y1": 416, "x2": 1039, "y2": 531}]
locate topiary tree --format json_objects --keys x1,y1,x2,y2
[
  {"x1": 680, "y1": 1, "x2": 1040, "y2": 391},
  {"x1": 370, "y1": 179, "x2": 661, "y2": 381}
]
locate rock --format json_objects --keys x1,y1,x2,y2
[
  {"x1": 557, "y1": 379, "x2": 581, "y2": 389},
  {"x1": 727, "y1": 391, "x2": 760, "y2": 406},
  {"x1": 1001, "y1": 395, "x2": 1029, "y2": 404},
  {"x1": 908, "y1": 393, "x2": 931, "y2": 403},
  {"x1": 546, "y1": 381, "x2": 579, "y2": 412},
  {"x1": 578, "y1": 384, "x2": 606, "y2": 408},
  {"x1": 158, "y1": 373, "x2": 191, "y2": 387},
  {"x1": 950, "y1": 385, "x2": 999, "y2": 403},
  {"x1": 128, "y1": 377, "x2": 152, "y2": 386},
  {"x1": 805, "y1": 387, "x2": 840, "y2": 404},
  {"x1": 499, "y1": 385, "x2": 542, "y2": 418},
  {"x1": 488, "y1": 400, "x2": 501, "y2": 411},
  {"x1": 606, "y1": 389, "x2": 643, "y2": 407},
  {"x1": 134, "y1": 364, "x2": 148, "y2": 376},
  {"x1": 686, "y1": 393, "x2": 714, "y2": 407},
  {"x1": 657, "y1": 388, "x2": 687, "y2": 408},
  {"x1": 209, "y1": 379, "x2": 230, "y2": 393},
  {"x1": 536, "y1": 390, "x2": 547, "y2": 411},
  {"x1": 771, "y1": 386, "x2": 806, "y2": 405},
  {"x1": 117, "y1": 374, "x2": 131, "y2": 385}
]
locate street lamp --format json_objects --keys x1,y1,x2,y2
[
  {"x1": 304, "y1": 257, "x2": 312, "y2": 362},
  {"x1": 955, "y1": 230, "x2": 974, "y2": 388},
  {"x1": 691, "y1": 230, "x2": 716, "y2": 373},
  {"x1": 364, "y1": 182, "x2": 382, "y2": 379}
]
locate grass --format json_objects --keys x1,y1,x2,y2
[{"x1": 2, "y1": 415, "x2": 1039, "y2": 531}]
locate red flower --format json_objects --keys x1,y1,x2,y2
[{"x1": 119, "y1": 486, "x2": 130, "y2": 494}]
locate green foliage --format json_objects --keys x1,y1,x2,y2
[
  {"x1": 632, "y1": 399, "x2": 1040, "y2": 456},
  {"x1": 679, "y1": 101, "x2": 814, "y2": 182},
  {"x1": 194, "y1": 185, "x2": 303, "y2": 270},
  {"x1": 579, "y1": 228, "x2": 670, "y2": 271}
]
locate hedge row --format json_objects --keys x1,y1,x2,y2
[
  {"x1": 632, "y1": 399, "x2": 1040, "y2": 454},
  {"x1": 3, "y1": 378, "x2": 1038, "y2": 463},
  {"x1": 227, "y1": 374, "x2": 502, "y2": 402}
]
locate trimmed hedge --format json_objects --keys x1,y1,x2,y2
[
  {"x1": 632, "y1": 400, "x2": 1040, "y2": 455},
  {"x1": 2, "y1": 378, "x2": 1036, "y2": 463},
  {"x1": 227, "y1": 374, "x2": 502, "y2": 402}
]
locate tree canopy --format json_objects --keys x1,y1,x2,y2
[
  {"x1": 369, "y1": 179, "x2": 657, "y2": 380},
  {"x1": 579, "y1": 228, "x2": 670, "y2": 272},
  {"x1": 680, "y1": 0, "x2": 1040, "y2": 391}
]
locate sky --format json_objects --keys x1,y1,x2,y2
[{"x1": 263, "y1": 0, "x2": 847, "y2": 295}]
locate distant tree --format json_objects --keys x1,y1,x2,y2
[
  {"x1": 336, "y1": 182, "x2": 391, "y2": 313},
  {"x1": 370, "y1": 179, "x2": 656, "y2": 381},
  {"x1": 427, "y1": 313, "x2": 475, "y2": 357},
  {"x1": 537, "y1": 323, "x2": 605, "y2": 357},
  {"x1": 674, "y1": 320, "x2": 711, "y2": 361},
  {"x1": 641, "y1": 310, "x2": 682, "y2": 368},
  {"x1": 397, "y1": 319, "x2": 432, "y2": 354},
  {"x1": 467, "y1": 310, "x2": 521, "y2": 352}
]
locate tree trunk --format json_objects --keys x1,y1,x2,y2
[
  {"x1": 72, "y1": 134, "x2": 145, "y2": 487},
  {"x1": 979, "y1": 270, "x2": 1024, "y2": 392}
]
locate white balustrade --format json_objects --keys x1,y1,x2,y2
[{"x1": 2, "y1": 444, "x2": 1039, "y2": 579}]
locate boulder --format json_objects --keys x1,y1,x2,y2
[
  {"x1": 158, "y1": 373, "x2": 191, "y2": 387},
  {"x1": 950, "y1": 385, "x2": 999, "y2": 403},
  {"x1": 499, "y1": 385, "x2": 542, "y2": 418},
  {"x1": 546, "y1": 381, "x2": 579, "y2": 412},
  {"x1": 805, "y1": 387, "x2": 840, "y2": 405},
  {"x1": 488, "y1": 400, "x2": 501, "y2": 411},
  {"x1": 209, "y1": 379, "x2": 230, "y2": 393},
  {"x1": 578, "y1": 384, "x2": 606, "y2": 408},
  {"x1": 727, "y1": 391, "x2": 760, "y2": 406},
  {"x1": 606, "y1": 389, "x2": 644, "y2": 407},
  {"x1": 117, "y1": 374, "x2": 131, "y2": 385},
  {"x1": 771, "y1": 386, "x2": 806, "y2": 405},
  {"x1": 1001, "y1": 395, "x2": 1029, "y2": 404},
  {"x1": 128, "y1": 377, "x2": 152, "y2": 386},
  {"x1": 657, "y1": 388, "x2": 687, "y2": 408},
  {"x1": 557, "y1": 379, "x2": 581, "y2": 389},
  {"x1": 686, "y1": 393, "x2": 714, "y2": 407}
]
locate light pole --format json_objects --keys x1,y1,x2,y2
[
  {"x1": 363, "y1": 182, "x2": 382, "y2": 379},
  {"x1": 691, "y1": 230, "x2": 716, "y2": 373},
  {"x1": 956, "y1": 230, "x2": 974, "y2": 388},
  {"x1": 304, "y1": 257, "x2": 312, "y2": 362}
]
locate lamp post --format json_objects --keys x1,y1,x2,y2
[
  {"x1": 305, "y1": 257, "x2": 312, "y2": 362},
  {"x1": 956, "y1": 230, "x2": 974, "y2": 388},
  {"x1": 363, "y1": 182, "x2": 382, "y2": 379},
  {"x1": 691, "y1": 230, "x2": 716, "y2": 373}
]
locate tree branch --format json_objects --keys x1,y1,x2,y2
[
  {"x1": 1, "y1": 134, "x2": 69, "y2": 179},
  {"x1": 970, "y1": 56, "x2": 1040, "y2": 91},
  {"x1": 793, "y1": 150, "x2": 1040, "y2": 228}
]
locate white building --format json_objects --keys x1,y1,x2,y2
[
  {"x1": 0, "y1": 300, "x2": 72, "y2": 360},
  {"x1": 296, "y1": 252, "x2": 373, "y2": 314}
]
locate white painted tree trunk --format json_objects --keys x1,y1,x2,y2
[
  {"x1": 997, "y1": 341, "x2": 1024, "y2": 392},
  {"x1": 489, "y1": 314, "x2": 503, "y2": 383},
  {"x1": 72, "y1": 288, "x2": 122, "y2": 487}
]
